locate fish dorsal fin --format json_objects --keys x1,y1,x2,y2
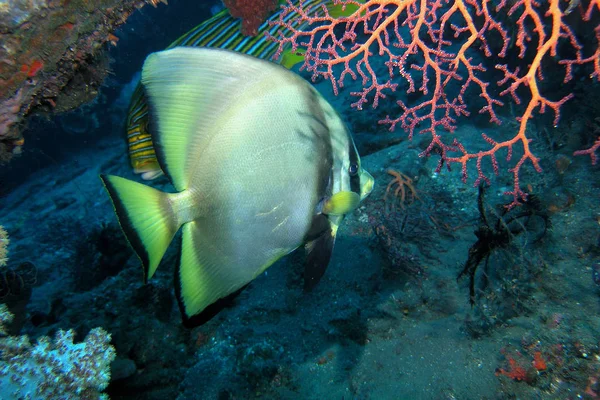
[{"x1": 141, "y1": 47, "x2": 288, "y2": 191}]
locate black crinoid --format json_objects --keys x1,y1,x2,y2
[{"x1": 458, "y1": 184, "x2": 550, "y2": 305}]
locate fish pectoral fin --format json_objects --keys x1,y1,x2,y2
[
  {"x1": 304, "y1": 217, "x2": 340, "y2": 291},
  {"x1": 322, "y1": 191, "x2": 360, "y2": 216}
]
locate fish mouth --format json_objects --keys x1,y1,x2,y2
[{"x1": 360, "y1": 170, "x2": 374, "y2": 201}]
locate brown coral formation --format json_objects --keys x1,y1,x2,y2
[
  {"x1": 0, "y1": 0, "x2": 164, "y2": 163},
  {"x1": 223, "y1": 0, "x2": 277, "y2": 36},
  {"x1": 0, "y1": 226, "x2": 8, "y2": 267}
]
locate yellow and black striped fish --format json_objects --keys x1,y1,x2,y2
[{"x1": 126, "y1": 0, "x2": 361, "y2": 180}]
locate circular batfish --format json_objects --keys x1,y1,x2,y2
[{"x1": 101, "y1": 47, "x2": 374, "y2": 326}]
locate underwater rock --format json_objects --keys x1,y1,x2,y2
[
  {"x1": 72, "y1": 223, "x2": 131, "y2": 292},
  {"x1": 593, "y1": 262, "x2": 600, "y2": 286},
  {"x1": 110, "y1": 356, "x2": 137, "y2": 381},
  {"x1": 0, "y1": 1, "x2": 49, "y2": 32},
  {"x1": 132, "y1": 282, "x2": 173, "y2": 322},
  {"x1": 0, "y1": 0, "x2": 165, "y2": 163},
  {"x1": 238, "y1": 340, "x2": 284, "y2": 381},
  {"x1": 0, "y1": 261, "x2": 37, "y2": 333}
]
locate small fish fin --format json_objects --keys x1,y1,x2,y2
[
  {"x1": 100, "y1": 174, "x2": 179, "y2": 282},
  {"x1": 175, "y1": 222, "x2": 282, "y2": 326},
  {"x1": 304, "y1": 216, "x2": 341, "y2": 291},
  {"x1": 322, "y1": 191, "x2": 360, "y2": 215},
  {"x1": 326, "y1": 1, "x2": 365, "y2": 18},
  {"x1": 140, "y1": 169, "x2": 164, "y2": 181},
  {"x1": 279, "y1": 48, "x2": 305, "y2": 69},
  {"x1": 141, "y1": 47, "x2": 291, "y2": 191},
  {"x1": 133, "y1": 161, "x2": 164, "y2": 181}
]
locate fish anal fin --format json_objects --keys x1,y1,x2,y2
[
  {"x1": 178, "y1": 282, "x2": 249, "y2": 328},
  {"x1": 175, "y1": 222, "x2": 271, "y2": 326}
]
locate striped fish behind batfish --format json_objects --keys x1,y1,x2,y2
[
  {"x1": 126, "y1": 0, "x2": 359, "y2": 180},
  {"x1": 103, "y1": 47, "x2": 374, "y2": 326}
]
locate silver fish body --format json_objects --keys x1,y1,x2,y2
[{"x1": 102, "y1": 47, "x2": 373, "y2": 326}]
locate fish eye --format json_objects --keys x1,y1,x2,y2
[{"x1": 348, "y1": 163, "x2": 359, "y2": 176}]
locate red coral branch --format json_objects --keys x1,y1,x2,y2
[
  {"x1": 496, "y1": 356, "x2": 528, "y2": 381},
  {"x1": 574, "y1": 136, "x2": 600, "y2": 165},
  {"x1": 268, "y1": 0, "x2": 600, "y2": 208}
]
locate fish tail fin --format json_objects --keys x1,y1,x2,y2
[{"x1": 100, "y1": 174, "x2": 180, "y2": 282}]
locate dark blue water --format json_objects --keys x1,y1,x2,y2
[{"x1": 0, "y1": 1, "x2": 599, "y2": 399}]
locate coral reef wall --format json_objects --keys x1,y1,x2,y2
[{"x1": 0, "y1": 0, "x2": 163, "y2": 163}]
